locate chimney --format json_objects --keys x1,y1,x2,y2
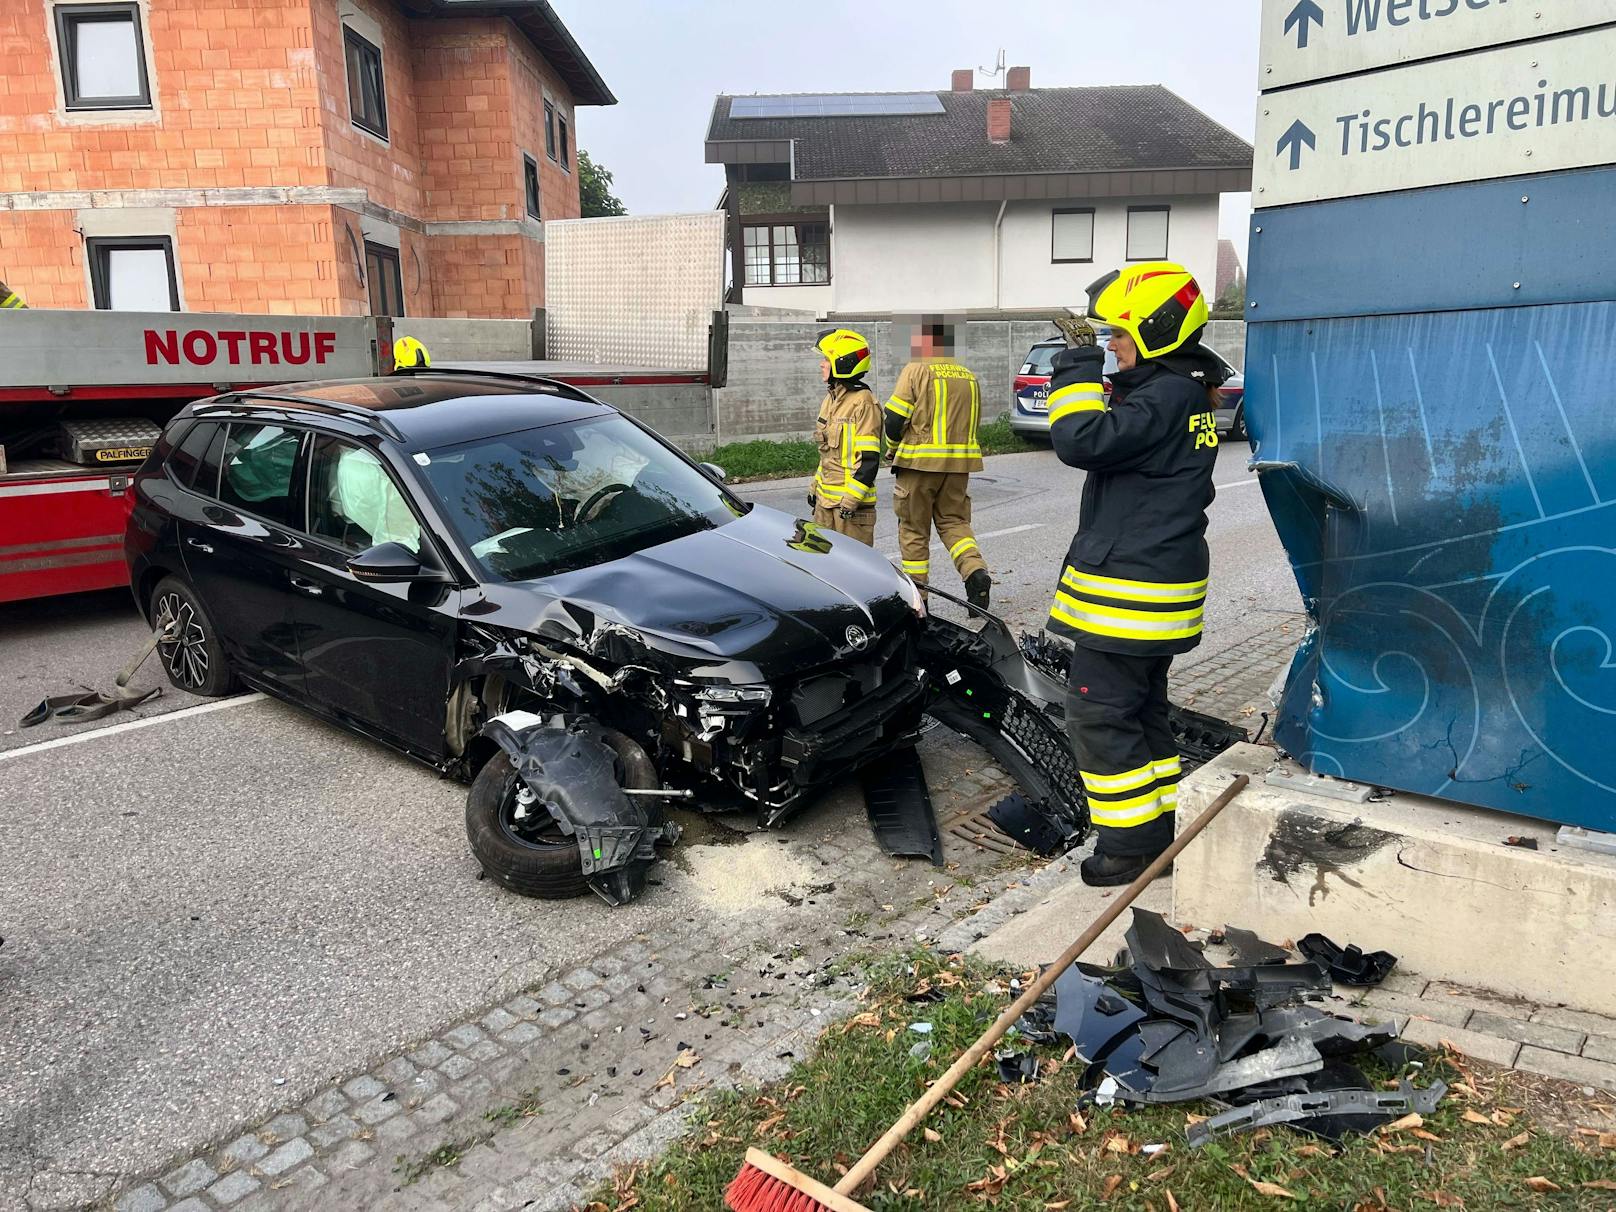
[
  {"x1": 951, "y1": 68, "x2": 973, "y2": 92},
  {"x1": 1007, "y1": 65, "x2": 1030, "y2": 92},
  {"x1": 987, "y1": 97, "x2": 1011, "y2": 144}
]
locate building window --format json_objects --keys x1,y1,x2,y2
[
  {"x1": 87, "y1": 236, "x2": 178, "y2": 310},
  {"x1": 344, "y1": 26, "x2": 387, "y2": 140},
  {"x1": 742, "y1": 222, "x2": 829, "y2": 286},
  {"x1": 523, "y1": 154, "x2": 541, "y2": 218},
  {"x1": 55, "y1": 3, "x2": 152, "y2": 111},
  {"x1": 365, "y1": 242, "x2": 404, "y2": 316},
  {"x1": 558, "y1": 114, "x2": 570, "y2": 170},
  {"x1": 1051, "y1": 208, "x2": 1095, "y2": 263},
  {"x1": 1126, "y1": 206, "x2": 1170, "y2": 261},
  {"x1": 544, "y1": 100, "x2": 557, "y2": 160}
]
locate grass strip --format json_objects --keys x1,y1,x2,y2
[
  {"x1": 587, "y1": 950, "x2": 1612, "y2": 1210},
  {"x1": 708, "y1": 417, "x2": 1041, "y2": 484}
]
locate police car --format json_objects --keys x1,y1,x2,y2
[{"x1": 1009, "y1": 333, "x2": 1246, "y2": 442}]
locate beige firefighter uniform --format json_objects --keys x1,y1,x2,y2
[
  {"x1": 883, "y1": 359, "x2": 987, "y2": 585},
  {"x1": 811, "y1": 382, "x2": 881, "y2": 545}
]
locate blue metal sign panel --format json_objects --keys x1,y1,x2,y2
[{"x1": 1247, "y1": 289, "x2": 1616, "y2": 829}]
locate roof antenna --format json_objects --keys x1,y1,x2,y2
[{"x1": 977, "y1": 48, "x2": 1006, "y2": 88}]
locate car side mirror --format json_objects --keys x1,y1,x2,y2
[
  {"x1": 347, "y1": 541, "x2": 442, "y2": 583},
  {"x1": 699, "y1": 461, "x2": 728, "y2": 483}
]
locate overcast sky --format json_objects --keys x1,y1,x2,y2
[{"x1": 560, "y1": 0, "x2": 1261, "y2": 270}]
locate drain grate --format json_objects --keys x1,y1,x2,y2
[{"x1": 942, "y1": 806, "x2": 1019, "y2": 855}]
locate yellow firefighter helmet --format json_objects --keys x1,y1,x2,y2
[
  {"x1": 1085, "y1": 261, "x2": 1208, "y2": 359},
  {"x1": 392, "y1": 335, "x2": 431, "y2": 369},
  {"x1": 815, "y1": 328, "x2": 872, "y2": 380}
]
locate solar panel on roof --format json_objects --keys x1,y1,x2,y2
[{"x1": 730, "y1": 92, "x2": 944, "y2": 119}]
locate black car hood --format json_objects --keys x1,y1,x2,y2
[{"x1": 465, "y1": 505, "x2": 916, "y2": 680}]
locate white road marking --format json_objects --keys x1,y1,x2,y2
[
  {"x1": 885, "y1": 521, "x2": 1044, "y2": 559},
  {"x1": 1218, "y1": 478, "x2": 1260, "y2": 489},
  {"x1": 0, "y1": 693, "x2": 266, "y2": 763}
]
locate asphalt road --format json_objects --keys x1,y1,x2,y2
[{"x1": 0, "y1": 443, "x2": 1298, "y2": 1195}]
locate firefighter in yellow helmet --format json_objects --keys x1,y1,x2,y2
[
  {"x1": 1043, "y1": 262, "x2": 1230, "y2": 887},
  {"x1": 807, "y1": 328, "x2": 882, "y2": 546},
  {"x1": 392, "y1": 335, "x2": 430, "y2": 369},
  {"x1": 883, "y1": 317, "x2": 989, "y2": 608}
]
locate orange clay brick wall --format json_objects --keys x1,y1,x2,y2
[
  {"x1": 177, "y1": 204, "x2": 345, "y2": 315},
  {"x1": 509, "y1": 24, "x2": 579, "y2": 222},
  {"x1": 0, "y1": 213, "x2": 88, "y2": 309},
  {"x1": 423, "y1": 234, "x2": 539, "y2": 320},
  {"x1": 413, "y1": 19, "x2": 517, "y2": 223},
  {"x1": 311, "y1": 0, "x2": 423, "y2": 217},
  {"x1": 0, "y1": 0, "x2": 324, "y2": 196}
]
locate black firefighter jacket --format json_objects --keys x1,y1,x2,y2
[{"x1": 1043, "y1": 343, "x2": 1227, "y2": 656}]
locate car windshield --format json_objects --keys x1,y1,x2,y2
[{"x1": 418, "y1": 414, "x2": 740, "y2": 582}]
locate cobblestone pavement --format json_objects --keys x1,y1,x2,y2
[
  {"x1": 69, "y1": 618, "x2": 1313, "y2": 1212},
  {"x1": 76, "y1": 720, "x2": 1027, "y2": 1212},
  {"x1": 24, "y1": 615, "x2": 1289, "y2": 1212}
]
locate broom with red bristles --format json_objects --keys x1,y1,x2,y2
[{"x1": 726, "y1": 773, "x2": 1250, "y2": 1212}]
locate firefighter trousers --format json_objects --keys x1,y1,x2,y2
[
  {"x1": 812, "y1": 502, "x2": 876, "y2": 546},
  {"x1": 892, "y1": 469, "x2": 987, "y2": 586},
  {"x1": 1065, "y1": 644, "x2": 1179, "y2": 859}
]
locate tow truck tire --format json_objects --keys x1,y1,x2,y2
[
  {"x1": 465, "y1": 757, "x2": 589, "y2": 900},
  {"x1": 149, "y1": 576, "x2": 237, "y2": 698}
]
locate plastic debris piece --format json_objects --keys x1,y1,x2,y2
[
  {"x1": 996, "y1": 1051, "x2": 1040, "y2": 1085},
  {"x1": 1222, "y1": 926, "x2": 1292, "y2": 966},
  {"x1": 1187, "y1": 1079, "x2": 1448, "y2": 1148},
  {"x1": 1297, "y1": 933, "x2": 1398, "y2": 986}
]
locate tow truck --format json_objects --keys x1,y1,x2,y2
[{"x1": 0, "y1": 309, "x2": 382, "y2": 604}]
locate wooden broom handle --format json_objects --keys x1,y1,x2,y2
[{"x1": 833, "y1": 773, "x2": 1250, "y2": 1196}]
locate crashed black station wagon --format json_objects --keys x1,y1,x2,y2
[{"x1": 127, "y1": 370, "x2": 1085, "y2": 903}]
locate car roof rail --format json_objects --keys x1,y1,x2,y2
[
  {"x1": 194, "y1": 391, "x2": 408, "y2": 442},
  {"x1": 391, "y1": 364, "x2": 601, "y2": 403}
]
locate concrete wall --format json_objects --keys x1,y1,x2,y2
[
  {"x1": 742, "y1": 284, "x2": 831, "y2": 315},
  {"x1": 714, "y1": 312, "x2": 1250, "y2": 442},
  {"x1": 393, "y1": 317, "x2": 534, "y2": 360},
  {"x1": 829, "y1": 196, "x2": 1224, "y2": 315}
]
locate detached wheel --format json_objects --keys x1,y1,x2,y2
[
  {"x1": 150, "y1": 575, "x2": 236, "y2": 697},
  {"x1": 466, "y1": 757, "x2": 589, "y2": 900}
]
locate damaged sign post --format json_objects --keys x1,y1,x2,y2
[{"x1": 1247, "y1": 0, "x2": 1616, "y2": 832}]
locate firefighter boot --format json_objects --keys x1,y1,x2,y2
[
  {"x1": 1079, "y1": 848, "x2": 1172, "y2": 887},
  {"x1": 965, "y1": 569, "x2": 991, "y2": 610}
]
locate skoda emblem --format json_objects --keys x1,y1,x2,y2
[{"x1": 845, "y1": 625, "x2": 870, "y2": 651}]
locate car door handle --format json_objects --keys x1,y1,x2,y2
[
  {"x1": 288, "y1": 577, "x2": 325, "y2": 597},
  {"x1": 185, "y1": 538, "x2": 214, "y2": 555}
]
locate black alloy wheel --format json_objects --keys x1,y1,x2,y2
[{"x1": 149, "y1": 576, "x2": 237, "y2": 697}]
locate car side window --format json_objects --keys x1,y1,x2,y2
[
  {"x1": 218, "y1": 422, "x2": 301, "y2": 527},
  {"x1": 307, "y1": 435, "x2": 422, "y2": 555},
  {"x1": 192, "y1": 423, "x2": 228, "y2": 498},
  {"x1": 167, "y1": 420, "x2": 217, "y2": 489}
]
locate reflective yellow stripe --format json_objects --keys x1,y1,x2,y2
[
  {"x1": 851, "y1": 437, "x2": 881, "y2": 453},
  {"x1": 885, "y1": 397, "x2": 915, "y2": 418},
  {"x1": 949, "y1": 536, "x2": 978, "y2": 560},
  {"x1": 843, "y1": 479, "x2": 876, "y2": 504},
  {"x1": 1048, "y1": 381, "x2": 1105, "y2": 408},
  {"x1": 1063, "y1": 567, "x2": 1208, "y2": 600},
  {"x1": 1050, "y1": 593, "x2": 1203, "y2": 641},
  {"x1": 1153, "y1": 756, "x2": 1182, "y2": 780},
  {"x1": 1080, "y1": 763, "x2": 1157, "y2": 794},
  {"x1": 1090, "y1": 796, "x2": 1167, "y2": 828},
  {"x1": 902, "y1": 559, "x2": 929, "y2": 574},
  {"x1": 932, "y1": 377, "x2": 945, "y2": 446},
  {"x1": 895, "y1": 443, "x2": 983, "y2": 458},
  {"x1": 1, "y1": 292, "x2": 25, "y2": 309},
  {"x1": 969, "y1": 373, "x2": 979, "y2": 440}
]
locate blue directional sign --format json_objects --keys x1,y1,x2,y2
[
  {"x1": 1260, "y1": 0, "x2": 1610, "y2": 89},
  {"x1": 1249, "y1": 15, "x2": 1616, "y2": 831},
  {"x1": 1283, "y1": 0, "x2": 1324, "y2": 50}
]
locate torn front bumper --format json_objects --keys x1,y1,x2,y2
[{"x1": 481, "y1": 712, "x2": 680, "y2": 905}]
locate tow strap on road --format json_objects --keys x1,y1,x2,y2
[{"x1": 18, "y1": 622, "x2": 173, "y2": 728}]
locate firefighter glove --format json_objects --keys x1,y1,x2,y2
[{"x1": 1051, "y1": 344, "x2": 1106, "y2": 379}]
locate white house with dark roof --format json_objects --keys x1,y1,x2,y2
[{"x1": 705, "y1": 68, "x2": 1252, "y2": 317}]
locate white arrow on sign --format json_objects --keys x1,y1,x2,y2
[
  {"x1": 1260, "y1": 0, "x2": 1612, "y2": 91},
  {"x1": 1253, "y1": 24, "x2": 1616, "y2": 208}
]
